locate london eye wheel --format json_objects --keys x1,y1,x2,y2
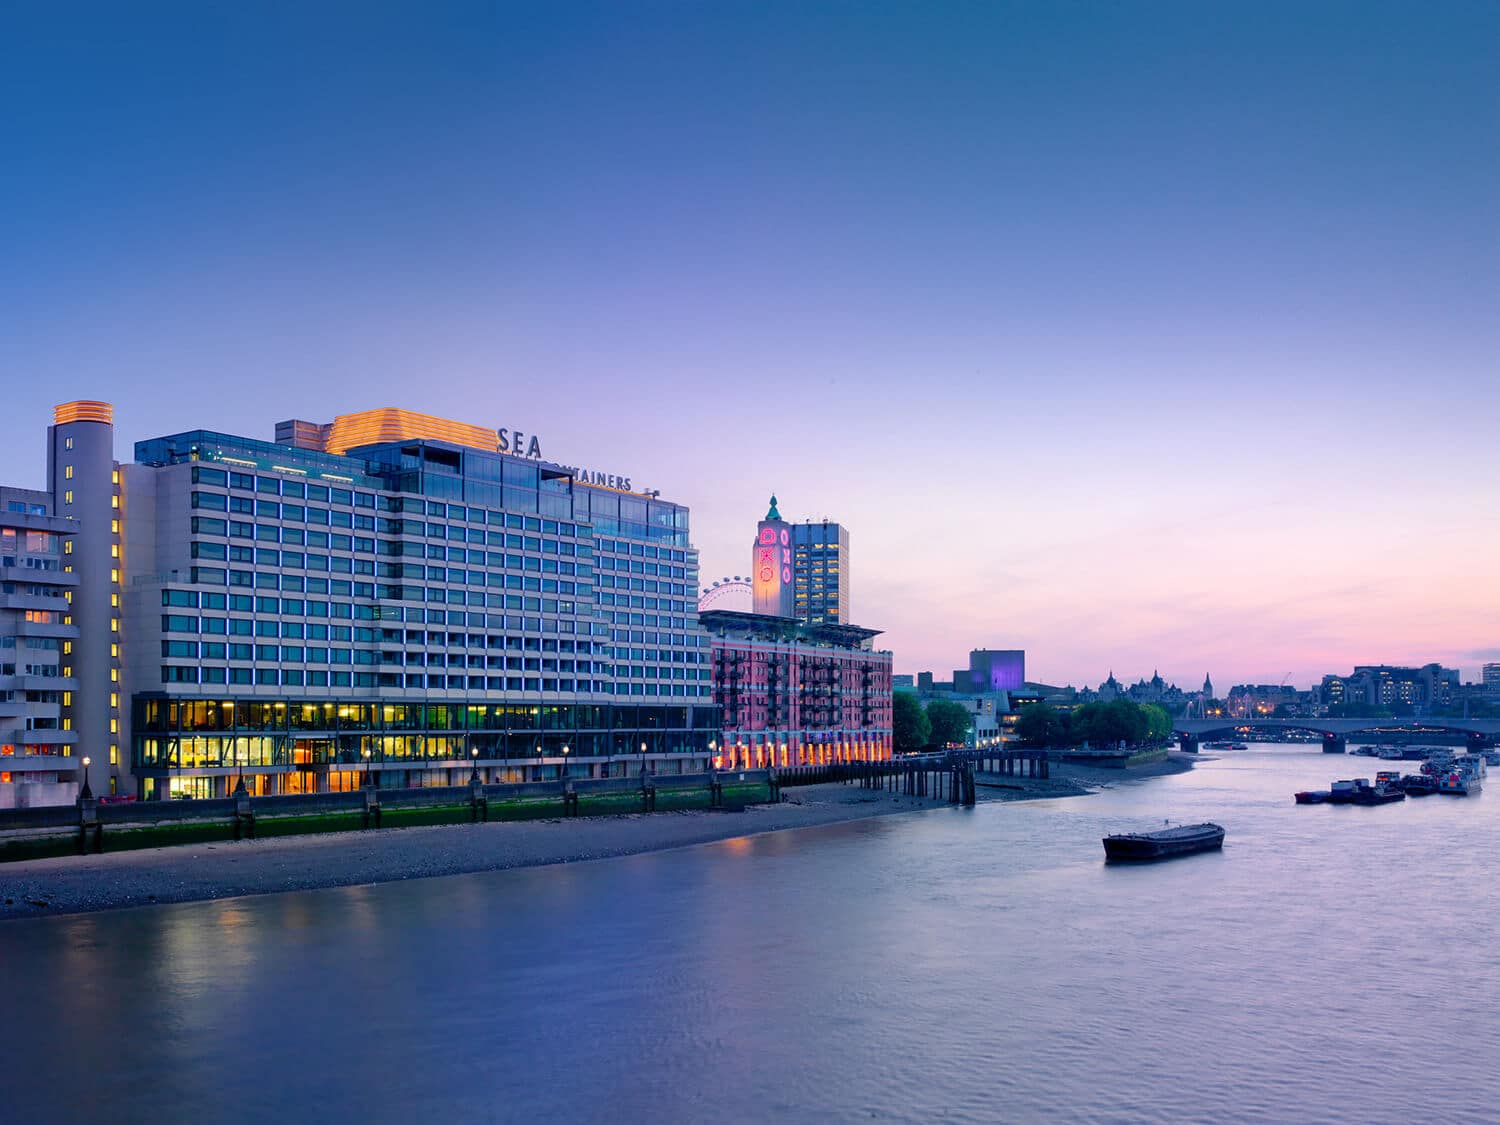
[{"x1": 697, "y1": 576, "x2": 753, "y2": 613}]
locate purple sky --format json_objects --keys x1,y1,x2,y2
[{"x1": 2, "y1": 2, "x2": 1496, "y2": 689}]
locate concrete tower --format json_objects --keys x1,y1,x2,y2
[
  {"x1": 48, "y1": 401, "x2": 124, "y2": 797},
  {"x1": 751, "y1": 495, "x2": 795, "y2": 617}
]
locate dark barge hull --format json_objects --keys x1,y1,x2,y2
[{"x1": 1102, "y1": 824, "x2": 1225, "y2": 861}]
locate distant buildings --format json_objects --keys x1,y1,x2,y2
[
  {"x1": 1485, "y1": 663, "x2": 1500, "y2": 700},
  {"x1": 953, "y1": 650, "x2": 1025, "y2": 693},
  {"x1": 1320, "y1": 664, "x2": 1459, "y2": 713},
  {"x1": 1086, "y1": 671, "x2": 1195, "y2": 712},
  {"x1": 1226, "y1": 684, "x2": 1302, "y2": 718},
  {"x1": 905, "y1": 649, "x2": 1037, "y2": 747}
]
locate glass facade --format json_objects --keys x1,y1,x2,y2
[{"x1": 126, "y1": 428, "x2": 716, "y2": 794}]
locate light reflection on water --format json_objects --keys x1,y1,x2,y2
[{"x1": 3, "y1": 745, "x2": 1499, "y2": 1124}]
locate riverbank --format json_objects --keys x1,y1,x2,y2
[
  {"x1": 975, "y1": 749, "x2": 1201, "y2": 801},
  {"x1": 0, "y1": 753, "x2": 1201, "y2": 921},
  {"x1": 0, "y1": 783, "x2": 947, "y2": 920}
]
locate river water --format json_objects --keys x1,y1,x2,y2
[{"x1": 3, "y1": 744, "x2": 1498, "y2": 1124}]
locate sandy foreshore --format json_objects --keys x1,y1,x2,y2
[{"x1": 0, "y1": 753, "x2": 1201, "y2": 921}]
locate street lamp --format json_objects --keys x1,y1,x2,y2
[
  {"x1": 362, "y1": 747, "x2": 372, "y2": 789},
  {"x1": 561, "y1": 743, "x2": 569, "y2": 779},
  {"x1": 79, "y1": 755, "x2": 93, "y2": 800},
  {"x1": 470, "y1": 746, "x2": 480, "y2": 785}
]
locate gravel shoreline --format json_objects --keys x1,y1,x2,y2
[{"x1": 0, "y1": 754, "x2": 1200, "y2": 921}]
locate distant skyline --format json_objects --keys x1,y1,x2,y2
[{"x1": 3, "y1": 3, "x2": 1496, "y2": 687}]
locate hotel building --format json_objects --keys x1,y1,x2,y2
[{"x1": 30, "y1": 403, "x2": 719, "y2": 801}]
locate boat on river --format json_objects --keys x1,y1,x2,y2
[
  {"x1": 1326, "y1": 778, "x2": 1406, "y2": 805},
  {"x1": 1102, "y1": 822, "x2": 1225, "y2": 861},
  {"x1": 1294, "y1": 790, "x2": 1330, "y2": 804}
]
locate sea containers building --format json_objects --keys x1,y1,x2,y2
[
  {"x1": 701, "y1": 610, "x2": 893, "y2": 768},
  {"x1": 107, "y1": 406, "x2": 718, "y2": 798}
]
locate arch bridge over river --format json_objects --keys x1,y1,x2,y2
[{"x1": 1172, "y1": 717, "x2": 1500, "y2": 754}]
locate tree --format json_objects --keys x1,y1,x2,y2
[
  {"x1": 1071, "y1": 699, "x2": 1150, "y2": 748},
  {"x1": 893, "y1": 691, "x2": 931, "y2": 753},
  {"x1": 925, "y1": 700, "x2": 973, "y2": 748},
  {"x1": 1138, "y1": 703, "x2": 1172, "y2": 742},
  {"x1": 1016, "y1": 703, "x2": 1072, "y2": 748}
]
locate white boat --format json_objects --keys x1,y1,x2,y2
[{"x1": 1437, "y1": 754, "x2": 1485, "y2": 795}]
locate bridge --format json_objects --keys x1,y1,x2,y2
[{"x1": 1172, "y1": 717, "x2": 1500, "y2": 754}]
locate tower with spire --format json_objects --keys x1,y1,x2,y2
[{"x1": 751, "y1": 494, "x2": 795, "y2": 617}]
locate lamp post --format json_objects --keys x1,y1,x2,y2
[
  {"x1": 470, "y1": 746, "x2": 480, "y2": 785},
  {"x1": 79, "y1": 755, "x2": 93, "y2": 800},
  {"x1": 561, "y1": 743, "x2": 569, "y2": 779},
  {"x1": 709, "y1": 739, "x2": 717, "y2": 769},
  {"x1": 362, "y1": 747, "x2": 372, "y2": 789}
]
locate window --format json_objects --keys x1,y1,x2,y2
[{"x1": 64, "y1": 465, "x2": 73, "y2": 480}]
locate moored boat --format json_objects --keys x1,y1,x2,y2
[
  {"x1": 1294, "y1": 790, "x2": 1330, "y2": 804},
  {"x1": 1327, "y1": 777, "x2": 1405, "y2": 805},
  {"x1": 1103, "y1": 822, "x2": 1225, "y2": 861}
]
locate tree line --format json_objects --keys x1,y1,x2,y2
[
  {"x1": 1014, "y1": 699, "x2": 1172, "y2": 749},
  {"x1": 892, "y1": 693, "x2": 1172, "y2": 753}
]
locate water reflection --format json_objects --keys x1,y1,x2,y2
[{"x1": 3, "y1": 746, "x2": 1500, "y2": 1123}]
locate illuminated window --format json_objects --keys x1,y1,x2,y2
[
  {"x1": 64, "y1": 465, "x2": 73, "y2": 480},
  {"x1": 111, "y1": 617, "x2": 119, "y2": 632},
  {"x1": 110, "y1": 692, "x2": 118, "y2": 708},
  {"x1": 62, "y1": 692, "x2": 72, "y2": 706},
  {"x1": 110, "y1": 643, "x2": 119, "y2": 658},
  {"x1": 109, "y1": 746, "x2": 119, "y2": 766},
  {"x1": 111, "y1": 495, "x2": 119, "y2": 509},
  {"x1": 111, "y1": 593, "x2": 119, "y2": 607},
  {"x1": 110, "y1": 668, "x2": 118, "y2": 682},
  {"x1": 110, "y1": 718, "x2": 118, "y2": 733},
  {"x1": 112, "y1": 470, "x2": 119, "y2": 485},
  {"x1": 64, "y1": 541, "x2": 73, "y2": 555},
  {"x1": 64, "y1": 437, "x2": 73, "y2": 451},
  {"x1": 111, "y1": 544, "x2": 119, "y2": 558},
  {"x1": 62, "y1": 718, "x2": 72, "y2": 731},
  {"x1": 64, "y1": 490, "x2": 73, "y2": 504},
  {"x1": 111, "y1": 519, "x2": 119, "y2": 533},
  {"x1": 110, "y1": 568, "x2": 119, "y2": 583},
  {"x1": 62, "y1": 641, "x2": 72, "y2": 654}
]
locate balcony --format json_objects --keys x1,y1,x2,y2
[
  {"x1": 13, "y1": 619, "x2": 80, "y2": 641},
  {"x1": 0, "y1": 592, "x2": 73, "y2": 612}
]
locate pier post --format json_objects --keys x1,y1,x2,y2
[
  {"x1": 233, "y1": 776, "x2": 257, "y2": 839},
  {"x1": 362, "y1": 785, "x2": 380, "y2": 830},
  {"x1": 77, "y1": 793, "x2": 100, "y2": 855}
]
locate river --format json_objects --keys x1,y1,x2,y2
[{"x1": 3, "y1": 744, "x2": 1497, "y2": 1123}]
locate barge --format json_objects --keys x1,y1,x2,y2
[{"x1": 1102, "y1": 822, "x2": 1225, "y2": 861}]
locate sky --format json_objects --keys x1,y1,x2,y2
[{"x1": 2, "y1": 2, "x2": 1496, "y2": 689}]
